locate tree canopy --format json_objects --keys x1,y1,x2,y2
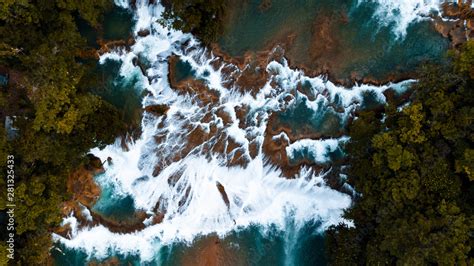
[
  {"x1": 0, "y1": 0, "x2": 125, "y2": 264},
  {"x1": 326, "y1": 41, "x2": 474, "y2": 265}
]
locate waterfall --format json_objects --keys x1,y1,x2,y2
[{"x1": 53, "y1": 0, "x2": 418, "y2": 262}]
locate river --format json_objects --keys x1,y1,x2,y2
[{"x1": 52, "y1": 1, "x2": 452, "y2": 265}]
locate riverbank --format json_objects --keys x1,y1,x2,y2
[{"x1": 50, "y1": 1, "x2": 473, "y2": 265}]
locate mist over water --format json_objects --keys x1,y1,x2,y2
[{"x1": 53, "y1": 0, "x2": 448, "y2": 264}]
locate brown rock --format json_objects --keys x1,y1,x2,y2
[
  {"x1": 216, "y1": 181, "x2": 230, "y2": 208},
  {"x1": 450, "y1": 24, "x2": 467, "y2": 47},
  {"x1": 144, "y1": 104, "x2": 169, "y2": 116},
  {"x1": 152, "y1": 212, "x2": 165, "y2": 225},
  {"x1": 137, "y1": 29, "x2": 150, "y2": 37},
  {"x1": 67, "y1": 166, "x2": 101, "y2": 208}
]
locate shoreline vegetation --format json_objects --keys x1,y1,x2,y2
[
  {"x1": 0, "y1": 1, "x2": 129, "y2": 264},
  {"x1": 161, "y1": 0, "x2": 474, "y2": 264},
  {"x1": 161, "y1": 0, "x2": 474, "y2": 87},
  {"x1": 326, "y1": 41, "x2": 474, "y2": 264},
  {"x1": 0, "y1": 0, "x2": 472, "y2": 264}
]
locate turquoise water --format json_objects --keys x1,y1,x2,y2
[
  {"x1": 289, "y1": 144, "x2": 345, "y2": 166},
  {"x1": 220, "y1": 0, "x2": 449, "y2": 81},
  {"x1": 53, "y1": 1, "x2": 447, "y2": 265},
  {"x1": 103, "y1": 6, "x2": 134, "y2": 40},
  {"x1": 276, "y1": 96, "x2": 344, "y2": 138},
  {"x1": 173, "y1": 58, "x2": 196, "y2": 83},
  {"x1": 52, "y1": 224, "x2": 327, "y2": 266},
  {"x1": 90, "y1": 59, "x2": 144, "y2": 130},
  {"x1": 92, "y1": 173, "x2": 136, "y2": 221}
]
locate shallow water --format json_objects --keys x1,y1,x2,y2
[
  {"x1": 103, "y1": 6, "x2": 134, "y2": 40},
  {"x1": 220, "y1": 0, "x2": 449, "y2": 81},
  {"x1": 78, "y1": 4, "x2": 142, "y2": 132},
  {"x1": 53, "y1": 224, "x2": 327, "y2": 265},
  {"x1": 52, "y1": 0, "x2": 447, "y2": 265},
  {"x1": 92, "y1": 173, "x2": 137, "y2": 221},
  {"x1": 172, "y1": 57, "x2": 197, "y2": 83},
  {"x1": 276, "y1": 96, "x2": 344, "y2": 138}
]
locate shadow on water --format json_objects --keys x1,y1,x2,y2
[
  {"x1": 76, "y1": 5, "x2": 134, "y2": 48},
  {"x1": 76, "y1": 4, "x2": 140, "y2": 134},
  {"x1": 88, "y1": 58, "x2": 144, "y2": 134},
  {"x1": 102, "y1": 6, "x2": 134, "y2": 41}
]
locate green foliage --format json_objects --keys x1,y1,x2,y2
[
  {"x1": 17, "y1": 233, "x2": 55, "y2": 264},
  {"x1": 0, "y1": 242, "x2": 10, "y2": 265},
  {"x1": 160, "y1": 0, "x2": 228, "y2": 44},
  {"x1": 453, "y1": 40, "x2": 474, "y2": 79},
  {"x1": 56, "y1": 0, "x2": 111, "y2": 27},
  {"x1": 0, "y1": 0, "x2": 125, "y2": 264},
  {"x1": 14, "y1": 175, "x2": 65, "y2": 235},
  {"x1": 457, "y1": 149, "x2": 474, "y2": 181},
  {"x1": 327, "y1": 42, "x2": 474, "y2": 265}
]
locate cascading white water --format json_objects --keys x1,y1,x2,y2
[
  {"x1": 53, "y1": 0, "x2": 421, "y2": 262},
  {"x1": 361, "y1": 0, "x2": 472, "y2": 38}
]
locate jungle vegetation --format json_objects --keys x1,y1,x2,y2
[
  {"x1": 326, "y1": 41, "x2": 474, "y2": 265},
  {"x1": 0, "y1": 0, "x2": 472, "y2": 265},
  {"x1": 0, "y1": 0, "x2": 126, "y2": 264}
]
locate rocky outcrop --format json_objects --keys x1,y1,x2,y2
[
  {"x1": 434, "y1": 2, "x2": 474, "y2": 47},
  {"x1": 56, "y1": 155, "x2": 154, "y2": 238},
  {"x1": 137, "y1": 29, "x2": 150, "y2": 37},
  {"x1": 97, "y1": 38, "x2": 135, "y2": 56},
  {"x1": 144, "y1": 104, "x2": 169, "y2": 116},
  {"x1": 66, "y1": 156, "x2": 103, "y2": 208},
  {"x1": 216, "y1": 181, "x2": 230, "y2": 209}
]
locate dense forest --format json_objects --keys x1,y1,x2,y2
[
  {"x1": 158, "y1": 3, "x2": 474, "y2": 263},
  {"x1": 0, "y1": 1, "x2": 124, "y2": 264},
  {"x1": 1, "y1": 0, "x2": 473, "y2": 264},
  {"x1": 326, "y1": 41, "x2": 474, "y2": 265}
]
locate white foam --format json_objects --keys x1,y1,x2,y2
[
  {"x1": 114, "y1": 0, "x2": 129, "y2": 9},
  {"x1": 286, "y1": 137, "x2": 350, "y2": 163},
  {"x1": 60, "y1": 213, "x2": 79, "y2": 239},
  {"x1": 54, "y1": 156, "x2": 351, "y2": 261},
  {"x1": 360, "y1": 0, "x2": 464, "y2": 38},
  {"x1": 54, "y1": 0, "x2": 417, "y2": 261},
  {"x1": 79, "y1": 204, "x2": 93, "y2": 222}
]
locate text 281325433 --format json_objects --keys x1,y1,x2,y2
[{"x1": 6, "y1": 155, "x2": 15, "y2": 260}]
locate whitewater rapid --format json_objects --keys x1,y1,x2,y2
[
  {"x1": 362, "y1": 0, "x2": 473, "y2": 37},
  {"x1": 52, "y1": 0, "x2": 433, "y2": 262}
]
